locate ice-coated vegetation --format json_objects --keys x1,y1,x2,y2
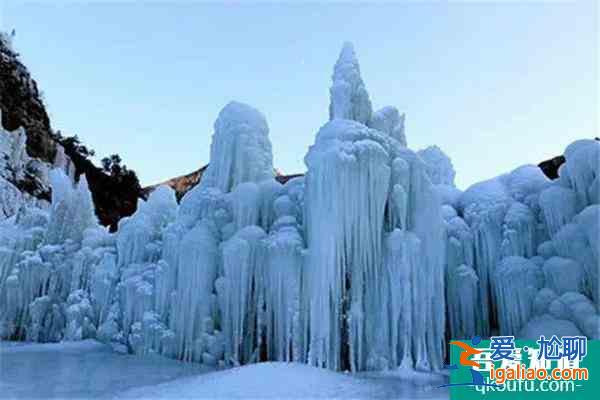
[{"x1": 0, "y1": 43, "x2": 598, "y2": 374}]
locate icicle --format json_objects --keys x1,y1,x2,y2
[
  {"x1": 169, "y1": 222, "x2": 219, "y2": 362},
  {"x1": 218, "y1": 226, "x2": 266, "y2": 365},
  {"x1": 304, "y1": 119, "x2": 390, "y2": 371},
  {"x1": 263, "y1": 220, "x2": 304, "y2": 362}
]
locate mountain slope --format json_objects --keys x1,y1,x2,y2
[{"x1": 0, "y1": 32, "x2": 141, "y2": 230}]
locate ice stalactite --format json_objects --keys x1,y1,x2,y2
[
  {"x1": 304, "y1": 119, "x2": 391, "y2": 371},
  {"x1": 169, "y1": 222, "x2": 219, "y2": 362},
  {"x1": 45, "y1": 170, "x2": 97, "y2": 245},
  {"x1": 263, "y1": 218, "x2": 304, "y2": 362},
  {"x1": 459, "y1": 180, "x2": 511, "y2": 336},
  {"x1": 0, "y1": 170, "x2": 108, "y2": 341},
  {"x1": 218, "y1": 226, "x2": 267, "y2": 365},
  {"x1": 444, "y1": 213, "x2": 480, "y2": 339},
  {"x1": 401, "y1": 148, "x2": 446, "y2": 370},
  {"x1": 379, "y1": 229, "x2": 420, "y2": 369},
  {"x1": 447, "y1": 265, "x2": 479, "y2": 339},
  {"x1": 456, "y1": 165, "x2": 550, "y2": 337},
  {"x1": 302, "y1": 117, "x2": 446, "y2": 372},
  {"x1": 329, "y1": 42, "x2": 373, "y2": 124}
]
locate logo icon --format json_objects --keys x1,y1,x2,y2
[{"x1": 439, "y1": 336, "x2": 500, "y2": 388}]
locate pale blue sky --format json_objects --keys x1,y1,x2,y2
[{"x1": 1, "y1": 1, "x2": 597, "y2": 189}]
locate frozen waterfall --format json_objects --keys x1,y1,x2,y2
[{"x1": 1, "y1": 43, "x2": 598, "y2": 375}]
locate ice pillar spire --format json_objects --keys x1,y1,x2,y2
[
  {"x1": 329, "y1": 42, "x2": 373, "y2": 124},
  {"x1": 199, "y1": 101, "x2": 274, "y2": 193}
]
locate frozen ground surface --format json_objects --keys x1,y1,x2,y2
[
  {"x1": 0, "y1": 340, "x2": 209, "y2": 399},
  {"x1": 0, "y1": 341, "x2": 449, "y2": 399}
]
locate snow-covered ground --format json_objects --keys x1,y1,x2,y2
[{"x1": 0, "y1": 341, "x2": 448, "y2": 399}]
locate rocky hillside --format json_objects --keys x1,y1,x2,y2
[
  {"x1": 142, "y1": 165, "x2": 207, "y2": 201},
  {"x1": 0, "y1": 33, "x2": 56, "y2": 164},
  {"x1": 0, "y1": 32, "x2": 141, "y2": 230},
  {"x1": 142, "y1": 166, "x2": 303, "y2": 200}
]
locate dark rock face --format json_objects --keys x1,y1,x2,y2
[
  {"x1": 1, "y1": 35, "x2": 141, "y2": 230},
  {"x1": 538, "y1": 155, "x2": 566, "y2": 180},
  {"x1": 60, "y1": 141, "x2": 141, "y2": 231},
  {"x1": 538, "y1": 138, "x2": 599, "y2": 180},
  {"x1": 0, "y1": 39, "x2": 56, "y2": 163}
]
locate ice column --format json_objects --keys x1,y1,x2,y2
[{"x1": 304, "y1": 119, "x2": 390, "y2": 371}]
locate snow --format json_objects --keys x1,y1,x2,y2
[{"x1": 118, "y1": 362, "x2": 448, "y2": 400}]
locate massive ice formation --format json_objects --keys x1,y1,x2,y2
[
  {"x1": 446, "y1": 139, "x2": 600, "y2": 340},
  {"x1": 0, "y1": 169, "x2": 107, "y2": 341},
  {"x1": 1, "y1": 43, "x2": 598, "y2": 375}
]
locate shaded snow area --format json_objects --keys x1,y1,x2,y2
[
  {"x1": 0, "y1": 41, "x2": 598, "y2": 399},
  {"x1": 0, "y1": 341, "x2": 448, "y2": 399}
]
